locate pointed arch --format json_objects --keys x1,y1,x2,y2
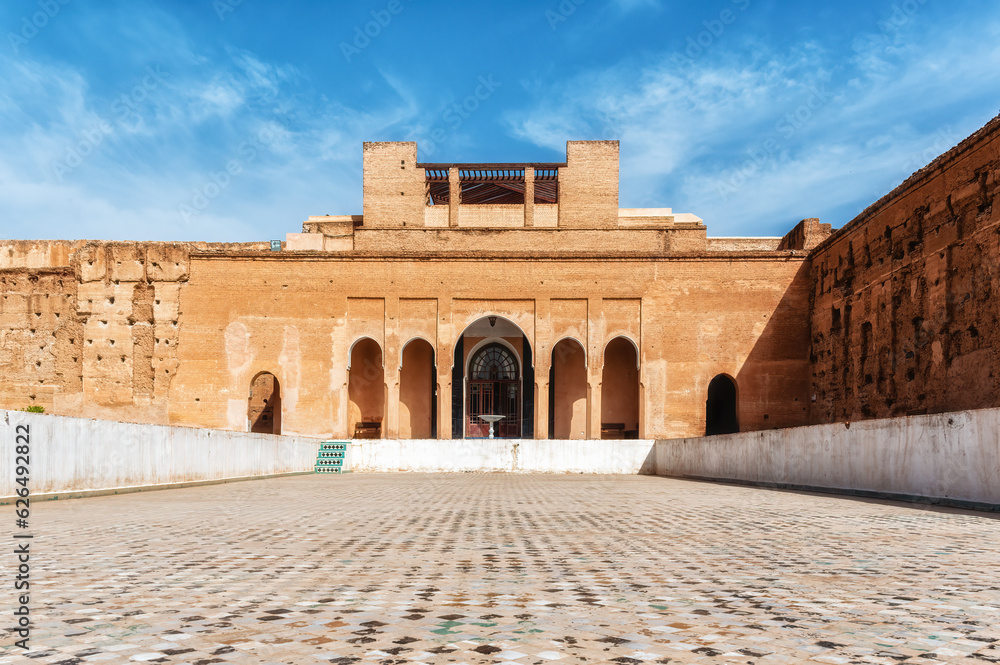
[
  {"x1": 454, "y1": 315, "x2": 533, "y2": 439},
  {"x1": 601, "y1": 336, "x2": 639, "y2": 439},
  {"x1": 348, "y1": 337, "x2": 384, "y2": 438},
  {"x1": 400, "y1": 337, "x2": 436, "y2": 439},
  {"x1": 550, "y1": 337, "x2": 587, "y2": 439}
]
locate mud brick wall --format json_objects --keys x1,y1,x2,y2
[
  {"x1": 362, "y1": 141, "x2": 424, "y2": 228},
  {"x1": 172, "y1": 252, "x2": 812, "y2": 439},
  {"x1": 809, "y1": 115, "x2": 1000, "y2": 422},
  {"x1": 0, "y1": 240, "x2": 266, "y2": 424},
  {"x1": 558, "y1": 141, "x2": 619, "y2": 229},
  {"x1": 0, "y1": 267, "x2": 80, "y2": 411}
]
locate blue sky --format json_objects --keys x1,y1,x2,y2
[{"x1": 1, "y1": 0, "x2": 998, "y2": 241}]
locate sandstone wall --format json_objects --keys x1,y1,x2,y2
[
  {"x1": 809, "y1": 115, "x2": 1000, "y2": 422},
  {"x1": 171, "y1": 251, "x2": 812, "y2": 439},
  {"x1": 350, "y1": 228, "x2": 711, "y2": 253}
]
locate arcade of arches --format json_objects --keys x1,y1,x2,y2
[{"x1": 245, "y1": 315, "x2": 743, "y2": 440}]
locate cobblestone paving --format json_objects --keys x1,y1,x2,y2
[{"x1": 4, "y1": 474, "x2": 1000, "y2": 664}]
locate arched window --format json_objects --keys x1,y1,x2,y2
[{"x1": 471, "y1": 344, "x2": 518, "y2": 380}]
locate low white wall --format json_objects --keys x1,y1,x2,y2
[
  {"x1": 652, "y1": 408, "x2": 1000, "y2": 506},
  {"x1": 0, "y1": 411, "x2": 320, "y2": 498},
  {"x1": 347, "y1": 439, "x2": 655, "y2": 474}
]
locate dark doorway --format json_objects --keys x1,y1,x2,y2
[
  {"x1": 706, "y1": 374, "x2": 739, "y2": 435},
  {"x1": 348, "y1": 338, "x2": 385, "y2": 438}
]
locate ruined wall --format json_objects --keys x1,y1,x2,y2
[
  {"x1": 0, "y1": 266, "x2": 80, "y2": 412},
  {"x1": 0, "y1": 240, "x2": 267, "y2": 424},
  {"x1": 809, "y1": 114, "x2": 1000, "y2": 422}
]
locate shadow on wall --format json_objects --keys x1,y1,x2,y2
[
  {"x1": 734, "y1": 261, "x2": 813, "y2": 432},
  {"x1": 249, "y1": 372, "x2": 281, "y2": 434}
]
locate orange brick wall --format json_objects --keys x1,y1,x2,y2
[{"x1": 809, "y1": 115, "x2": 1000, "y2": 422}]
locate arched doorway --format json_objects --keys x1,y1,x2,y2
[
  {"x1": 400, "y1": 338, "x2": 436, "y2": 439},
  {"x1": 451, "y1": 316, "x2": 533, "y2": 439},
  {"x1": 601, "y1": 337, "x2": 639, "y2": 439},
  {"x1": 549, "y1": 338, "x2": 587, "y2": 439},
  {"x1": 706, "y1": 374, "x2": 739, "y2": 435},
  {"x1": 348, "y1": 338, "x2": 385, "y2": 438},
  {"x1": 467, "y1": 342, "x2": 521, "y2": 438},
  {"x1": 249, "y1": 372, "x2": 281, "y2": 434}
]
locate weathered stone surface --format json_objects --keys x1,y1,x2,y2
[{"x1": 809, "y1": 114, "x2": 1000, "y2": 422}]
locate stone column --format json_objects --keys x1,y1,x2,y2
[
  {"x1": 638, "y1": 382, "x2": 646, "y2": 440},
  {"x1": 533, "y1": 297, "x2": 549, "y2": 438},
  {"x1": 331, "y1": 296, "x2": 351, "y2": 439},
  {"x1": 437, "y1": 299, "x2": 453, "y2": 438},
  {"x1": 448, "y1": 167, "x2": 460, "y2": 228},
  {"x1": 524, "y1": 166, "x2": 535, "y2": 228},
  {"x1": 588, "y1": 380, "x2": 601, "y2": 441},
  {"x1": 384, "y1": 297, "x2": 400, "y2": 439},
  {"x1": 587, "y1": 297, "x2": 604, "y2": 440},
  {"x1": 438, "y1": 357, "x2": 452, "y2": 440}
]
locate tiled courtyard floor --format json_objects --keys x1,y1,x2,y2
[{"x1": 5, "y1": 473, "x2": 1000, "y2": 664}]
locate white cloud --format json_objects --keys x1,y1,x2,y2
[
  {"x1": 507, "y1": 15, "x2": 1000, "y2": 236},
  {"x1": 0, "y1": 42, "x2": 420, "y2": 241}
]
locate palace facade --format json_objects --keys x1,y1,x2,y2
[{"x1": 3, "y1": 116, "x2": 998, "y2": 440}]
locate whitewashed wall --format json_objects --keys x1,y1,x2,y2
[
  {"x1": 652, "y1": 408, "x2": 1000, "y2": 506},
  {"x1": 347, "y1": 439, "x2": 656, "y2": 474},
  {"x1": 0, "y1": 410, "x2": 320, "y2": 497},
  {"x1": 5, "y1": 407, "x2": 997, "y2": 508}
]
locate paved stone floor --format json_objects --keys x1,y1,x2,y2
[{"x1": 4, "y1": 474, "x2": 1000, "y2": 664}]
